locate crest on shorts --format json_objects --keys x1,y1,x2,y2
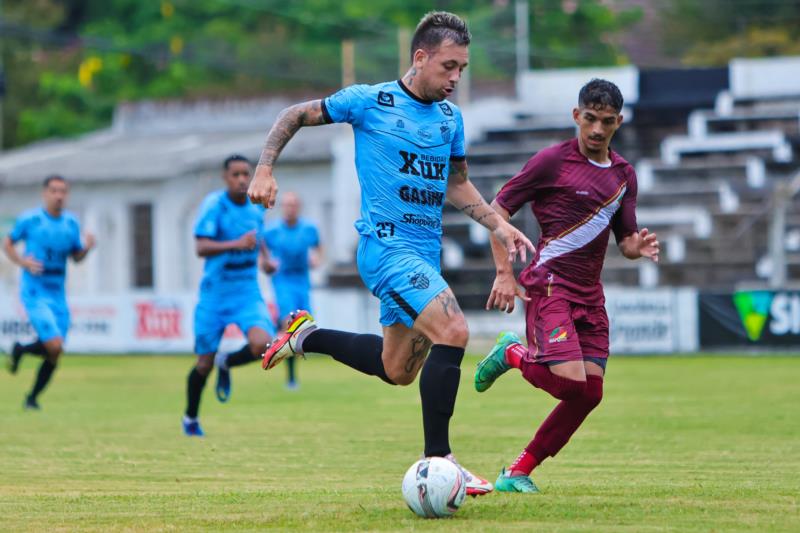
[
  {"x1": 409, "y1": 272, "x2": 430, "y2": 290},
  {"x1": 548, "y1": 327, "x2": 568, "y2": 344}
]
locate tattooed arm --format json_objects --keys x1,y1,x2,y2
[
  {"x1": 447, "y1": 159, "x2": 536, "y2": 264},
  {"x1": 446, "y1": 159, "x2": 502, "y2": 230},
  {"x1": 248, "y1": 100, "x2": 327, "y2": 208}
]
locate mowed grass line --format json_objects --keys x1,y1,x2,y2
[{"x1": 0, "y1": 354, "x2": 798, "y2": 532}]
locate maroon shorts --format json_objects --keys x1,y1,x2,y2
[{"x1": 524, "y1": 294, "x2": 609, "y2": 364}]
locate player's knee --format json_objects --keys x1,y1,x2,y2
[
  {"x1": 552, "y1": 377, "x2": 586, "y2": 401},
  {"x1": 247, "y1": 340, "x2": 265, "y2": 357},
  {"x1": 581, "y1": 376, "x2": 604, "y2": 410},
  {"x1": 195, "y1": 358, "x2": 214, "y2": 375},
  {"x1": 45, "y1": 340, "x2": 63, "y2": 361},
  {"x1": 433, "y1": 318, "x2": 469, "y2": 347},
  {"x1": 388, "y1": 371, "x2": 415, "y2": 386}
]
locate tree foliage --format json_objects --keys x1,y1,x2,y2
[
  {"x1": 660, "y1": 0, "x2": 800, "y2": 65},
  {"x1": 2, "y1": 0, "x2": 638, "y2": 148}
]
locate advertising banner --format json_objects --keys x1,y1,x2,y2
[
  {"x1": 606, "y1": 287, "x2": 698, "y2": 353},
  {"x1": 700, "y1": 290, "x2": 800, "y2": 348}
]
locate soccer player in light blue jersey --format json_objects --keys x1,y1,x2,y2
[
  {"x1": 247, "y1": 12, "x2": 533, "y2": 494},
  {"x1": 3, "y1": 175, "x2": 95, "y2": 410},
  {"x1": 183, "y1": 155, "x2": 276, "y2": 437},
  {"x1": 262, "y1": 192, "x2": 321, "y2": 390}
]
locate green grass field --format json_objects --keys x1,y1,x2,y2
[{"x1": 1, "y1": 354, "x2": 798, "y2": 532}]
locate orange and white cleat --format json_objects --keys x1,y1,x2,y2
[
  {"x1": 445, "y1": 453, "x2": 494, "y2": 497},
  {"x1": 262, "y1": 310, "x2": 316, "y2": 371}
]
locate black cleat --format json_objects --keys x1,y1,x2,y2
[
  {"x1": 24, "y1": 395, "x2": 40, "y2": 411},
  {"x1": 8, "y1": 342, "x2": 23, "y2": 374}
]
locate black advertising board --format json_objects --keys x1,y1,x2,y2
[{"x1": 699, "y1": 291, "x2": 800, "y2": 348}]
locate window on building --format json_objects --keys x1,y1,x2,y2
[{"x1": 130, "y1": 203, "x2": 154, "y2": 288}]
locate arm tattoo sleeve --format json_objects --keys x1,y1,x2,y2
[{"x1": 257, "y1": 100, "x2": 325, "y2": 168}]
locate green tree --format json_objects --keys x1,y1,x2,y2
[{"x1": 660, "y1": 0, "x2": 800, "y2": 65}]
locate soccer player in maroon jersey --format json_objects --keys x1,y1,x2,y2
[{"x1": 473, "y1": 79, "x2": 660, "y2": 493}]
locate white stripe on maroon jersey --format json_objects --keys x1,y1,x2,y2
[{"x1": 535, "y1": 185, "x2": 626, "y2": 269}]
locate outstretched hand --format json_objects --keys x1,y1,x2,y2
[
  {"x1": 486, "y1": 272, "x2": 530, "y2": 313},
  {"x1": 638, "y1": 228, "x2": 659, "y2": 263},
  {"x1": 492, "y1": 221, "x2": 535, "y2": 263}
]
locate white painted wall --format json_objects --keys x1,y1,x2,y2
[
  {"x1": 729, "y1": 56, "x2": 800, "y2": 99},
  {"x1": 515, "y1": 65, "x2": 639, "y2": 118}
]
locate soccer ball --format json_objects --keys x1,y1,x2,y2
[{"x1": 401, "y1": 457, "x2": 466, "y2": 518}]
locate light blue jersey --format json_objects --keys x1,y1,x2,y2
[
  {"x1": 9, "y1": 207, "x2": 83, "y2": 341},
  {"x1": 193, "y1": 190, "x2": 274, "y2": 354},
  {"x1": 263, "y1": 218, "x2": 320, "y2": 318},
  {"x1": 194, "y1": 190, "x2": 266, "y2": 299},
  {"x1": 263, "y1": 218, "x2": 319, "y2": 281},
  {"x1": 322, "y1": 80, "x2": 465, "y2": 256},
  {"x1": 321, "y1": 80, "x2": 465, "y2": 327}
]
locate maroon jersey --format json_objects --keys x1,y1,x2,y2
[{"x1": 495, "y1": 138, "x2": 638, "y2": 306}]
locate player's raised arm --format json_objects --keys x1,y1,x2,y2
[
  {"x1": 446, "y1": 159, "x2": 534, "y2": 264},
  {"x1": 248, "y1": 99, "x2": 328, "y2": 208}
]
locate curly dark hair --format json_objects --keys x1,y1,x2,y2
[{"x1": 578, "y1": 79, "x2": 624, "y2": 113}]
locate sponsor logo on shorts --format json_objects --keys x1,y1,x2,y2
[
  {"x1": 402, "y1": 213, "x2": 441, "y2": 230},
  {"x1": 548, "y1": 326, "x2": 568, "y2": 344},
  {"x1": 409, "y1": 272, "x2": 430, "y2": 290}
]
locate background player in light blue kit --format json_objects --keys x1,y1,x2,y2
[
  {"x1": 248, "y1": 12, "x2": 533, "y2": 495},
  {"x1": 183, "y1": 155, "x2": 276, "y2": 437},
  {"x1": 262, "y1": 191, "x2": 321, "y2": 389},
  {"x1": 3, "y1": 175, "x2": 95, "y2": 410}
]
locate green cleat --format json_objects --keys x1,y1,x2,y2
[
  {"x1": 474, "y1": 331, "x2": 521, "y2": 392},
  {"x1": 495, "y1": 468, "x2": 540, "y2": 493}
]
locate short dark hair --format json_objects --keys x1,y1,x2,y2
[
  {"x1": 223, "y1": 154, "x2": 250, "y2": 170},
  {"x1": 410, "y1": 11, "x2": 471, "y2": 61},
  {"x1": 42, "y1": 174, "x2": 67, "y2": 188},
  {"x1": 578, "y1": 79, "x2": 624, "y2": 113}
]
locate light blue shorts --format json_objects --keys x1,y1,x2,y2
[
  {"x1": 272, "y1": 276, "x2": 312, "y2": 321},
  {"x1": 194, "y1": 293, "x2": 276, "y2": 355},
  {"x1": 21, "y1": 287, "x2": 70, "y2": 342},
  {"x1": 356, "y1": 235, "x2": 448, "y2": 328}
]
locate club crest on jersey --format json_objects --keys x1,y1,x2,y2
[
  {"x1": 378, "y1": 91, "x2": 394, "y2": 107},
  {"x1": 440, "y1": 123, "x2": 451, "y2": 143},
  {"x1": 548, "y1": 327, "x2": 568, "y2": 344},
  {"x1": 439, "y1": 102, "x2": 453, "y2": 116}
]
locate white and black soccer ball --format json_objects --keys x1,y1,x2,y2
[{"x1": 401, "y1": 457, "x2": 466, "y2": 518}]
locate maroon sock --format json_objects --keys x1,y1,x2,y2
[
  {"x1": 505, "y1": 343, "x2": 525, "y2": 369},
  {"x1": 520, "y1": 359, "x2": 587, "y2": 401},
  {"x1": 526, "y1": 375, "x2": 604, "y2": 463}
]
